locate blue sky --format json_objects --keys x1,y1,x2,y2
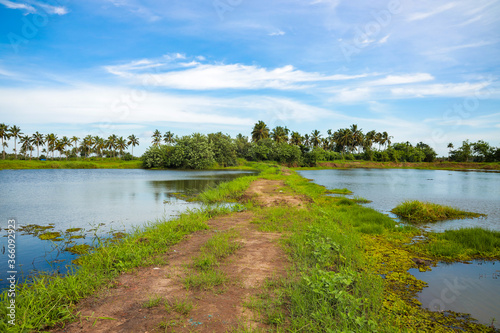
[{"x1": 0, "y1": 0, "x2": 499, "y2": 155}]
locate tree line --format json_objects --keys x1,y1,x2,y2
[
  {"x1": 142, "y1": 121, "x2": 500, "y2": 169},
  {"x1": 0, "y1": 123, "x2": 139, "y2": 160}
]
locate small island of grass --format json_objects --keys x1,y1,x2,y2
[{"x1": 391, "y1": 200, "x2": 486, "y2": 222}]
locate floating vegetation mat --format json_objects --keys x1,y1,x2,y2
[{"x1": 391, "y1": 200, "x2": 486, "y2": 223}]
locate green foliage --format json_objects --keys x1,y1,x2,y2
[
  {"x1": 391, "y1": 200, "x2": 486, "y2": 222},
  {"x1": 208, "y1": 132, "x2": 237, "y2": 167},
  {"x1": 418, "y1": 228, "x2": 500, "y2": 259}
]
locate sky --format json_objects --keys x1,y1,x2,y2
[{"x1": 0, "y1": 0, "x2": 499, "y2": 156}]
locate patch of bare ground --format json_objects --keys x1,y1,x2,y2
[{"x1": 52, "y1": 179, "x2": 305, "y2": 333}]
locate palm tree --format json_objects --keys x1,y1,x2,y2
[
  {"x1": 19, "y1": 135, "x2": 33, "y2": 160},
  {"x1": 45, "y1": 133, "x2": 57, "y2": 159},
  {"x1": 82, "y1": 135, "x2": 94, "y2": 159},
  {"x1": 290, "y1": 131, "x2": 302, "y2": 146},
  {"x1": 58, "y1": 136, "x2": 71, "y2": 160},
  {"x1": 271, "y1": 126, "x2": 289, "y2": 143},
  {"x1": 364, "y1": 130, "x2": 377, "y2": 152},
  {"x1": 152, "y1": 129, "x2": 162, "y2": 147},
  {"x1": 382, "y1": 131, "x2": 392, "y2": 149},
  {"x1": 107, "y1": 134, "x2": 117, "y2": 158},
  {"x1": 349, "y1": 124, "x2": 363, "y2": 153},
  {"x1": 8, "y1": 125, "x2": 22, "y2": 159},
  {"x1": 303, "y1": 134, "x2": 310, "y2": 147},
  {"x1": 0, "y1": 123, "x2": 10, "y2": 159},
  {"x1": 32, "y1": 132, "x2": 45, "y2": 158},
  {"x1": 163, "y1": 131, "x2": 175, "y2": 145},
  {"x1": 251, "y1": 121, "x2": 269, "y2": 142},
  {"x1": 447, "y1": 142, "x2": 454, "y2": 161},
  {"x1": 71, "y1": 136, "x2": 79, "y2": 158},
  {"x1": 310, "y1": 130, "x2": 322, "y2": 148},
  {"x1": 116, "y1": 136, "x2": 128, "y2": 158},
  {"x1": 127, "y1": 134, "x2": 139, "y2": 156},
  {"x1": 94, "y1": 137, "x2": 105, "y2": 159}
]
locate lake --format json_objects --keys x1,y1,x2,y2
[
  {"x1": 298, "y1": 168, "x2": 500, "y2": 326},
  {"x1": 298, "y1": 168, "x2": 500, "y2": 232},
  {"x1": 0, "y1": 169, "x2": 255, "y2": 289}
]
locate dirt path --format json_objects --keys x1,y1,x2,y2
[{"x1": 53, "y1": 179, "x2": 304, "y2": 333}]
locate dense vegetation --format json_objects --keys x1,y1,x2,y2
[
  {"x1": 391, "y1": 200, "x2": 486, "y2": 222},
  {"x1": 1, "y1": 121, "x2": 499, "y2": 168},
  {"x1": 141, "y1": 121, "x2": 500, "y2": 169}
]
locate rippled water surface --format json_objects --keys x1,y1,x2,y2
[{"x1": 0, "y1": 169, "x2": 255, "y2": 289}]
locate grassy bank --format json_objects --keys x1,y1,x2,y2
[
  {"x1": 392, "y1": 200, "x2": 486, "y2": 222},
  {"x1": 1, "y1": 163, "x2": 496, "y2": 332},
  {"x1": 0, "y1": 159, "x2": 143, "y2": 170},
  {"x1": 310, "y1": 160, "x2": 500, "y2": 170}
]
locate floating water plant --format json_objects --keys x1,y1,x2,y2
[
  {"x1": 65, "y1": 228, "x2": 83, "y2": 233},
  {"x1": 65, "y1": 244, "x2": 92, "y2": 255},
  {"x1": 19, "y1": 224, "x2": 55, "y2": 236},
  {"x1": 38, "y1": 232, "x2": 62, "y2": 241},
  {"x1": 391, "y1": 200, "x2": 486, "y2": 223}
]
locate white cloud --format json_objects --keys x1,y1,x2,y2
[
  {"x1": 0, "y1": 0, "x2": 68, "y2": 15},
  {"x1": 408, "y1": 3, "x2": 457, "y2": 21},
  {"x1": 0, "y1": 0, "x2": 35, "y2": 13},
  {"x1": 269, "y1": 30, "x2": 286, "y2": 36},
  {"x1": 391, "y1": 82, "x2": 492, "y2": 98},
  {"x1": 378, "y1": 34, "x2": 390, "y2": 44},
  {"x1": 426, "y1": 41, "x2": 497, "y2": 55},
  {"x1": 369, "y1": 73, "x2": 434, "y2": 86},
  {"x1": 106, "y1": 57, "x2": 371, "y2": 90}
]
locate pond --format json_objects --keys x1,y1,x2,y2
[
  {"x1": 0, "y1": 169, "x2": 255, "y2": 290},
  {"x1": 409, "y1": 260, "x2": 499, "y2": 326},
  {"x1": 297, "y1": 168, "x2": 500, "y2": 232},
  {"x1": 298, "y1": 168, "x2": 500, "y2": 327}
]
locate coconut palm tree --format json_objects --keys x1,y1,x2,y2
[
  {"x1": 45, "y1": 133, "x2": 57, "y2": 159},
  {"x1": 127, "y1": 134, "x2": 139, "y2": 156},
  {"x1": 71, "y1": 136, "x2": 79, "y2": 158},
  {"x1": 271, "y1": 126, "x2": 289, "y2": 143},
  {"x1": 251, "y1": 121, "x2": 269, "y2": 142},
  {"x1": 116, "y1": 136, "x2": 128, "y2": 158},
  {"x1": 163, "y1": 131, "x2": 175, "y2": 145},
  {"x1": 150, "y1": 129, "x2": 161, "y2": 147},
  {"x1": 310, "y1": 130, "x2": 322, "y2": 148},
  {"x1": 8, "y1": 125, "x2": 22, "y2": 159},
  {"x1": 0, "y1": 123, "x2": 10, "y2": 159},
  {"x1": 107, "y1": 134, "x2": 118, "y2": 158},
  {"x1": 290, "y1": 131, "x2": 302, "y2": 146},
  {"x1": 32, "y1": 132, "x2": 45, "y2": 158},
  {"x1": 93, "y1": 137, "x2": 105, "y2": 159},
  {"x1": 81, "y1": 135, "x2": 94, "y2": 159},
  {"x1": 447, "y1": 142, "x2": 454, "y2": 161},
  {"x1": 19, "y1": 135, "x2": 33, "y2": 160},
  {"x1": 382, "y1": 131, "x2": 392, "y2": 149}
]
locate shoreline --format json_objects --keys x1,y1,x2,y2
[{"x1": 1, "y1": 163, "x2": 498, "y2": 332}]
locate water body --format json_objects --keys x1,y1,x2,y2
[
  {"x1": 298, "y1": 168, "x2": 500, "y2": 232},
  {"x1": 299, "y1": 168, "x2": 500, "y2": 326},
  {"x1": 0, "y1": 169, "x2": 255, "y2": 289},
  {"x1": 409, "y1": 260, "x2": 500, "y2": 326}
]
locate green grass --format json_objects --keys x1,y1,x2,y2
[
  {"x1": 0, "y1": 205, "x2": 236, "y2": 332},
  {"x1": 417, "y1": 227, "x2": 500, "y2": 260},
  {"x1": 391, "y1": 200, "x2": 486, "y2": 222},
  {"x1": 184, "y1": 229, "x2": 241, "y2": 290},
  {"x1": 0, "y1": 159, "x2": 142, "y2": 170},
  {"x1": 143, "y1": 295, "x2": 163, "y2": 308},
  {"x1": 327, "y1": 188, "x2": 353, "y2": 194},
  {"x1": 164, "y1": 296, "x2": 194, "y2": 315}
]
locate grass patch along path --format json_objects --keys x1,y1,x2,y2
[{"x1": 50, "y1": 179, "x2": 295, "y2": 333}]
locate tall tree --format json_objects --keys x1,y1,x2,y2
[
  {"x1": 116, "y1": 136, "x2": 128, "y2": 158},
  {"x1": 107, "y1": 134, "x2": 117, "y2": 158},
  {"x1": 8, "y1": 125, "x2": 22, "y2": 159},
  {"x1": 0, "y1": 123, "x2": 10, "y2": 159},
  {"x1": 20, "y1": 135, "x2": 33, "y2": 160},
  {"x1": 310, "y1": 130, "x2": 322, "y2": 148},
  {"x1": 127, "y1": 134, "x2": 139, "y2": 156},
  {"x1": 251, "y1": 121, "x2": 269, "y2": 142},
  {"x1": 71, "y1": 136, "x2": 79, "y2": 158},
  {"x1": 447, "y1": 143, "x2": 454, "y2": 161},
  {"x1": 271, "y1": 126, "x2": 289, "y2": 143},
  {"x1": 290, "y1": 131, "x2": 302, "y2": 146},
  {"x1": 46, "y1": 133, "x2": 57, "y2": 159},
  {"x1": 32, "y1": 132, "x2": 45, "y2": 158},
  {"x1": 163, "y1": 131, "x2": 175, "y2": 145},
  {"x1": 152, "y1": 129, "x2": 162, "y2": 147}
]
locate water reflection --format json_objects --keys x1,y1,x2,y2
[{"x1": 409, "y1": 260, "x2": 500, "y2": 326}]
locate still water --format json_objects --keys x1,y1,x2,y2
[
  {"x1": 299, "y1": 168, "x2": 500, "y2": 326},
  {"x1": 298, "y1": 168, "x2": 500, "y2": 232},
  {"x1": 0, "y1": 169, "x2": 254, "y2": 289}
]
